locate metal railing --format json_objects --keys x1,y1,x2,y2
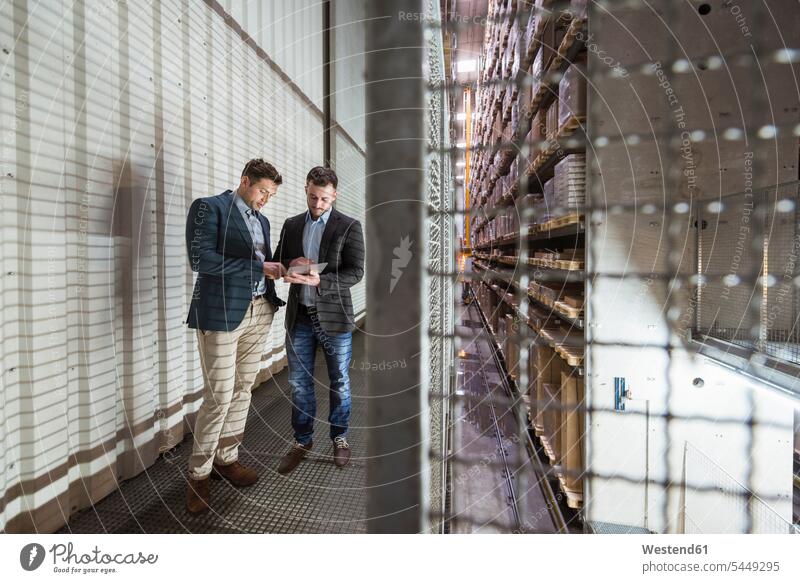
[{"x1": 693, "y1": 181, "x2": 800, "y2": 371}]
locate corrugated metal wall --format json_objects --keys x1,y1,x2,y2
[
  {"x1": 332, "y1": 0, "x2": 366, "y2": 321},
  {"x1": 333, "y1": 131, "x2": 367, "y2": 320},
  {"x1": 227, "y1": 0, "x2": 324, "y2": 110},
  {"x1": 0, "y1": 0, "x2": 365, "y2": 533},
  {"x1": 333, "y1": 0, "x2": 366, "y2": 149}
]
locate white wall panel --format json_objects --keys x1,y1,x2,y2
[
  {"x1": 333, "y1": 0, "x2": 366, "y2": 149},
  {"x1": 231, "y1": 0, "x2": 323, "y2": 110},
  {"x1": 334, "y1": 130, "x2": 366, "y2": 320}
]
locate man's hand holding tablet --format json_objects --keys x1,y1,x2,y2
[
  {"x1": 286, "y1": 262, "x2": 327, "y2": 275},
  {"x1": 283, "y1": 257, "x2": 325, "y2": 286}
]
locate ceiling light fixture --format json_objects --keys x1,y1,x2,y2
[{"x1": 456, "y1": 59, "x2": 477, "y2": 73}]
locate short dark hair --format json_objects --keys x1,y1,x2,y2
[
  {"x1": 241, "y1": 158, "x2": 283, "y2": 186},
  {"x1": 306, "y1": 166, "x2": 338, "y2": 189}
]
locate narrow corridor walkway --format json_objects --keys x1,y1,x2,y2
[{"x1": 57, "y1": 333, "x2": 368, "y2": 534}]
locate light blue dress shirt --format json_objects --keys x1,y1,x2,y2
[
  {"x1": 233, "y1": 190, "x2": 266, "y2": 297},
  {"x1": 300, "y1": 208, "x2": 331, "y2": 306}
]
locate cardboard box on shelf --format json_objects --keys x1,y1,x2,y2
[
  {"x1": 540, "y1": 15, "x2": 557, "y2": 77},
  {"x1": 532, "y1": 344, "x2": 561, "y2": 436},
  {"x1": 558, "y1": 59, "x2": 587, "y2": 129},
  {"x1": 554, "y1": 153, "x2": 586, "y2": 214},
  {"x1": 568, "y1": 0, "x2": 588, "y2": 19},
  {"x1": 535, "y1": 13, "x2": 568, "y2": 90},
  {"x1": 502, "y1": 79, "x2": 513, "y2": 117},
  {"x1": 559, "y1": 369, "x2": 585, "y2": 500},
  {"x1": 498, "y1": 313, "x2": 508, "y2": 347},
  {"x1": 501, "y1": 116, "x2": 514, "y2": 145},
  {"x1": 511, "y1": 19, "x2": 525, "y2": 78},
  {"x1": 526, "y1": 339, "x2": 539, "y2": 417},
  {"x1": 545, "y1": 100, "x2": 560, "y2": 142},
  {"x1": 523, "y1": 8, "x2": 539, "y2": 61},
  {"x1": 542, "y1": 381, "x2": 561, "y2": 464},
  {"x1": 530, "y1": 109, "x2": 547, "y2": 163},
  {"x1": 520, "y1": 70, "x2": 534, "y2": 114},
  {"x1": 542, "y1": 176, "x2": 555, "y2": 218},
  {"x1": 509, "y1": 154, "x2": 519, "y2": 183},
  {"x1": 510, "y1": 101, "x2": 520, "y2": 133},
  {"x1": 504, "y1": 314, "x2": 520, "y2": 380},
  {"x1": 492, "y1": 109, "x2": 504, "y2": 142},
  {"x1": 532, "y1": 45, "x2": 545, "y2": 91},
  {"x1": 521, "y1": 129, "x2": 535, "y2": 173}
]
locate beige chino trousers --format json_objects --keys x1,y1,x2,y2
[{"x1": 188, "y1": 296, "x2": 276, "y2": 479}]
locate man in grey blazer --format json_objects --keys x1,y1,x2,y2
[{"x1": 272, "y1": 166, "x2": 365, "y2": 473}]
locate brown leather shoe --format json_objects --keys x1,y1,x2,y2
[
  {"x1": 186, "y1": 476, "x2": 211, "y2": 515},
  {"x1": 333, "y1": 436, "x2": 351, "y2": 468},
  {"x1": 277, "y1": 441, "x2": 313, "y2": 475},
  {"x1": 211, "y1": 460, "x2": 259, "y2": 487}
]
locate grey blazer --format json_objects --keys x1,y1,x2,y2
[{"x1": 273, "y1": 208, "x2": 365, "y2": 334}]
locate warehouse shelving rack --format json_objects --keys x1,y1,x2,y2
[{"x1": 468, "y1": 0, "x2": 589, "y2": 511}]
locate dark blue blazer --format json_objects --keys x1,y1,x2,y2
[{"x1": 185, "y1": 190, "x2": 285, "y2": 331}]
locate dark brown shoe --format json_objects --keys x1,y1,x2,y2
[
  {"x1": 186, "y1": 476, "x2": 211, "y2": 514},
  {"x1": 277, "y1": 441, "x2": 313, "y2": 475},
  {"x1": 333, "y1": 436, "x2": 351, "y2": 468},
  {"x1": 211, "y1": 460, "x2": 259, "y2": 487}
]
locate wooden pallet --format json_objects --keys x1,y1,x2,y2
[
  {"x1": 527, "y1": 118, "x2": 584, "y2": 172},
  {"x1": 500, "y1": 20, "x2": 512, "y2": 49},
  {"x1": 556, "y1": 473, "x2": 584, "y2": 509},
  {"x1": 524, "y1": 5, "x2": 549, "y2": 63},
  {"x1": 527, "y1": 289, "x2": 553, "y2": 309},
  {"x1": 531, "y1": 213, "x2": 583, "y2": 233},
  {"x1": 527, "y1": 284, "x2": 584, "y2": 319},
  {"x1": 555, "y1": 343, "x2": 584, "y2": 367},
  {"x1": 553, "y1": 298, "x2": 583, "y2": 319},
  {"x1": 554, "y1": 258, "x2": 584, "y2": 271},
  {"x1": 528, "y1": 257, "x2": 584, "y2": 271},
  {"x1": 503, "y1": 97, "x2": 514, "y2": 122},
  {"x1": 528, "y1": 286, "x2": 558, "y2": 305},
  {"x1": 540, "y1": 435, "x2": 557, "y2": 465},
  {"x1": 529, "y1": 81, "x2": 548, "y2": 115},
  {"x1": 562, "y1": 294, "x2": 584, "y2": 310},
  {"x1": 549, "y1": 17, "x2": 585, "y2": 72},
  {"x1": 539, "y1": 327, "x2": 584, "y2": 367},
  {"x1": 558, "y1": 114, "x2": 586, "y2": 136},
  {"x1": 527, "y1": 140, "x2": 560, "y2": 175},
  {"x1": 498, "y1": 255, "x2": 520, "y2": 266}
]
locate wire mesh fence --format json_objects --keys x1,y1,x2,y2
[{"x1": 415, "y1": 0, "x2": 799, "y2": 534}]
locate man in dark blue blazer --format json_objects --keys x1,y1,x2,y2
[{"x1": 184, "y1": 158, "x2": 287, "y2": 514}]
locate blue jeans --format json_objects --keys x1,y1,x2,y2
[{"x1": 286, "y1": 309, "x2": 352, "y2": 445}]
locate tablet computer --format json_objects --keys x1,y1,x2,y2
[{"x1": 286, "y1": 262, "x2": 327, "y2": 275}]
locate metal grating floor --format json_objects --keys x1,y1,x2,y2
[
  {"x1": 587, "y1": 522, "x2": 653, "y2": 535},
  {"x1": 57, "y1": 332, "x2": 368, "y2": 534}
]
